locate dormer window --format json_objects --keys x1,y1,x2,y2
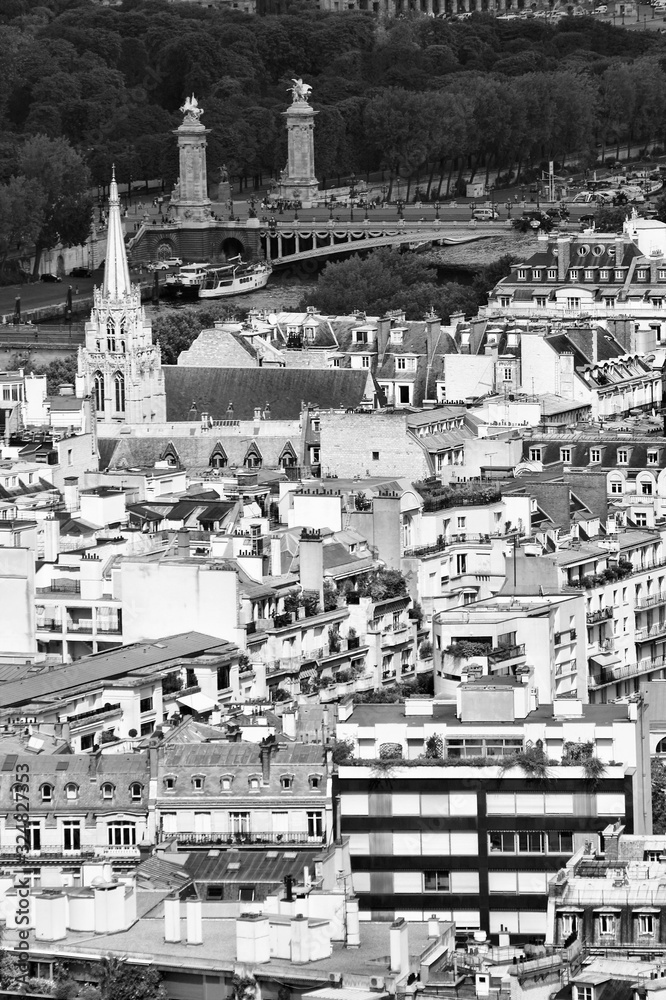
[
  {"x1": 65, "y1": 783, "x2": 79, "y2": 800},
  {"x1": 590, "y1": 448, "x2": 601, "y2": 464},
  {"x1": 659, "y1": 270, "x2": 666, "y2": 280},
  {"x1": 129, "y1": 782, "x2": 142, "y2": 800},
  {"x1": 309, "y1": 774, "x2": 322, "y2": 790},
  {"x1": 532, "y1": 268, "x2": 542, "y2": 280},
  {"x1": 517, "y1": 269, "x2": 527, "y2": 281},
  {"x1": 637, "y1": 269, "x2": 648, "y2": 281},
  {"x1": 101, "y1": 783, "x2": 114, "y2": 800},
  {"x1": 41, "y1": 784, "x2": 53, "y2": 803},
  {"x1": 585, "y1": 269, "x2": 594, "y2": 280},
  {"x1": 600, "y1": 269, "x2": 610, "y2": 281},
  {"x1": 280, "y1": 775, "x2": 294, "y2": 790},
  {"x1": 248, "y1": 775, "x2": 261, "y2": 790},
  {"x1": 615, "y1": 269, "x2": 626, "y2": 281},
  {"x1": 617, "y1": 449, "x2": 629, "y2": 464},
  {"x1": 164, "y1": 776, "x2": 176, "y2": 791},
  {"x1": 390, "y1": 330, "x2": 403, "y2": 344},
  {"x1": 192, "y1": 776, "x2": 205, "y2": 792},
  {"x1": 560, "y1": 448, "x2": 571, "y2": 463},
  {"x1": 529, "y1": 447, "x2": 542, "y2": 462},
  {"x1": 648, "y1": 450, "x2": 659, "y2": 465},
  {"x1": 353, "y1": 329, "x2": 369, "y2": 344},
  {"x1": 575, "y1": 986, "x2": 594, "y2": 1000},
  {"x1": 569, "y1": 268, "x2": 579, "y2": 282},
  {"x1": 220, "y1": 775, "x2": 234, "y2": 791},
  {"x1": 548, "y1": 268, "x2": 557, "y2": 280}
]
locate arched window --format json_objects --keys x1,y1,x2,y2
[
  {"x1": 244, "y1": 444, "x2": 262, "y2": 469},
  {"x1": 279, "y1": 444, "x2": 297, "y2": 469},
  {"x1": 118, "y1": 316, "x2": 127, "y2": 353},
  {"x1": 209, "y1": 444, "x2": 228, "y2": 469},
  {"x1": 114, "y1": 372, "x2": 125, "y2": 413},
  {"x1": 93, "y1": 371, "x2": 105, "y2": 413},
  {"x1": 106, "y1": 318, "x2": 116, "y2": 353}
]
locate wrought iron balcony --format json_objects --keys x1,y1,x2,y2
[
  {"x1": 171, "y1": 831, "x2": 323, "y2": 847},
  {"x1": 586, "y1": 607, "x2": 613, "y2": 624},
  {"x1": 487, "y1": 643, "x2": 525, "y2": 665}
]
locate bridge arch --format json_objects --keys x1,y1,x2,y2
[{"x1": 220, "y1": 237, "x2": 245, "y2": 260}]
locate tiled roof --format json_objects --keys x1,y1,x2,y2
[
  {"x1": 163, "y1": 368, "x2": 377, "y2": 421},
  {"x1": 101, "y1": 430, "x2": 304, "y2": 473},
  {"x1": 0, "y1": 752, "x2": 151, "y2": 811}
]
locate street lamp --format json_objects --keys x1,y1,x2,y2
[
  {"x1": 435, "y1": 201, "x2": 440, "y2": 220},
  {"x1": 349, "y1": 173, "x2": 357, "y2": 223},
  {"x1": 329, "y1": 203, "x2": 335, "y2": 221},
  {"x1": 380, "y1": 184, "x2": 388, "y2": 207},
  {"x1": 396, "y1": 199, "x2": 404, "y2": 219},
  {"x1": 536, "y1": 180, "x2": 540, "y2": 211}
]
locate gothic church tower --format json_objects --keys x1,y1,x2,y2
[{"x1": 77, "y1": 170, "x2": 166, "y2": 424}]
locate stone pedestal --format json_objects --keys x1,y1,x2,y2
[
  {"x1": 279, "y1": 97, "x2": 320, "y2": 208},
  {"x1": 170, "y1": 99, "x2": 213, "y2": 224}
]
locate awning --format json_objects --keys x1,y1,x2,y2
[
  {"x1": 590, "y1": 649, "x2": 622, "y2": 666},
  {"x1": 177, "y1": 692, "x2": 217, "y2": 713},
  {"x1": 299, "y1": 664, "x2": 317, "y2": 680},
  {"x1": 513, "y1": 289, "x2": 534, "y2": 301}
]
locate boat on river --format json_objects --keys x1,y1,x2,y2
[
  {"x1": 164, "y1": 262, "x2": 211, "y2": 296},
  {"x1": 198, "y1": 257, "x2": 271, "y2": 299}
]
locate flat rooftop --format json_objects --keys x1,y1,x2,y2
[{"x1": 342, "y1": 701, "x2": 630, "y2": 730}]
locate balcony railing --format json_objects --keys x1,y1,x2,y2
[
  {"x1": 487, "y1": 643, "x2": 526, "y2": 665},
  {"x1": 420, "y1": 491, "x2": 503, "y2": 513},
  {"x1": 171, "y1": 831, "x2": 323, "y2": 847},
  {"x1": 65, "y1": 703, "x2": 121, "y2": 724},
  {"x1": 96, "y1": 623, "x2": 122, "y2": 634},
  {"x1": 635, "y1": 593, "x2": 666, "y2": 611},
  {"x1": 635, "y1": 621, "x2": 666, "y2": 643},
  {"x1": 403, "y1": 532, "x2": 502, "y2": 558},
  {"x1": 586, "y1": 607, "x2": 613, "y2": 624},
  {"x1": 592, "y1": 654, "x2": 666, "y2": 686},
  {"x1": 66, "y1": 620, "x2": 93, "y2": 633},
  {"x1": 36, "y1": 581, "x2": 81, "y2": 595}
]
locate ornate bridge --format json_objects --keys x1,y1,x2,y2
[
  {"x1": 126, "y1": 218, "x2": 509, "y2": 272},
  {"x1": 262, "y1": 221, "x2": 509, "y2": 271}
]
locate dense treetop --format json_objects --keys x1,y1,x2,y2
[{"x1": 1, "y1": 0, "x2": 666, "y2": 198}]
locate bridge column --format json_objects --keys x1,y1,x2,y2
[
  {"x1": 295, "y1": 231, "x2": 301, "y2": 254},
  {"x1": 277, "y1": 233, "x2": 284, "y2": 258}
]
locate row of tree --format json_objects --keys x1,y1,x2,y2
[{"x1": 2, "y1": 0, "x2": 666, "y2": 276}]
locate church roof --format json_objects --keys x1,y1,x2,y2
[
  {"x1": 102, "y1": 168, "x2": 132, "y2": 301},
  {"x1": 162, "y1": 367, "x2": 378, "y2": 421}
]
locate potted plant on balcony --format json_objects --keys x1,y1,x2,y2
[{"x1": 347, "y1": 626, "x2": 360, "y2": 650}]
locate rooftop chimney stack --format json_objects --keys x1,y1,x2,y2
[
  {"x1": 164, "y1": 895, "x2": 181, "y2": 942},
  {"x1": 390, "y1": 917, "x2": 410, "y2": 976},
  {"x1": 299, "y1": 528, "x2": 324, "y2": 610},
  {"x1": 186, "y1": 897, "x2": 203, "y2": 945},
  {"x1": 236, "y1": 913, "x2": 271, "y2": 964}
]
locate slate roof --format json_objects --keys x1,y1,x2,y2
[
  {"x1": 0, "y1": 632, "x2": 233, "y2": 708},
  {"x1": 162, "y1": 368, "x2": 377, "y2": 421},
  {"x1": 0, "y1": 752, "x2": 151, "y2": 812},
  {"x1": 184, "y1": 848, "x2": 323, "y2": 886},
  {"x1": 177, "y1": 328, "x2": 258, "y2": 368},
  {"x1": 522, "y1": 439, "x2": 666, "y2": 470},
  {"x1": 136, "y1": 855, "x2": 194, "y2": 892},
  {"x1": 100, "y1": 430, "x2": 304, "y2": 473}
]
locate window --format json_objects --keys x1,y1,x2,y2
[
  {"x1": 230, "y1": 812, "x2": 250, "y2": 834},
  {"x1": 518, "y1": 832, "x2": 544, "y2": 853},
  {"x1": 585, "y1": 269, "x2": 594, "y2": 280},
  {"x1": 457, "y1": 516, "x2": 466, "y2": 529},
  {"x1": 535, "y1": 296, "x2": 547, "y2": 308},
  {"x1": 361, "y1": 356, "x2": 370, "y2": 368},
  {"x1": 637, "y1": 269, "x2": 648, "y2": 281},
  {"x1": 560, "y1": 448, "x2": 571, "y2": 463},
  {"x1": 396, "y1": 357, "x2": 407, "y2": 370},
  {"x1": 569, "y1": 269, "x2": 579, "y2": 282},
  {"x1": 398, "y1": 385, "x2": 410, "y2": 405},
  {"x1": 529, "y1": 447, "x2": 542, "y2": 462},
  {"x1": 599, "y1": 913, "x2": 615, "y2": 935},
  {"x1": 547, "y1": 831, "x2": 574, "y2": 854},
  {"x1": 567, "y1": 297, "x2": 581, "y2": 310},
  {"x1": 424, "y1": 870, "x2": 451, "y2": 892},
  {"x1": 140, "y1": 721, "x2": 153, "y2": 736},
  {"x1": 307, "y1": 811, "x2": 323, "y2": 837},
  {"x1": 129, "y1": 783, "x2": 142, "y2": 800},
  {"x1": 238, "y1": 886, "x2": 256, "y2": 901},
  {"x1": 207, "y1": 885, "x2": 225, "y2": 900},
  {"x1": 456, "y1": 554, "x2": 467, "y2": 575},
  {"x1": 139, "y1": 696, "x2": 153, "y2": 714},
  {"x1": 63, "y1": 821, "x2": 81, "y2": 852},
  {"x1": 101, "y1": 783, "x2": 114, "y2": 800},
  {"x1": 617, "y1": 449, "x2": 628, "y2": 464},
  {"x1": 600, "y1": 270, "x2": 610, "y2": 281},
  {"x1": 107, "y1": 822, "x2": 136, "y2": 847},
  {"x1": 638, "y1": 913, "x2": 655, "y2": 935},
  {"x1": 164, "y1": 776, "x2": 176, "y2": 791},
  {"x1": 192, "y1": 776, "x2": 204, "y2": 792},
  {"x1": 27, "y1": 823, "x2": 41, "y2": 852},
  {"x1": 80, "y1": 734, "x2": 94, "y2": 751},
  {"x1": 634, "y1": 512, "x2": 648, "y2": 527},
  {"x1": 604, "y1": 296, "x2": 616, "y2": 309},
  {"x1": 249, "y1": 777, "x2": 260, "y2": 790},
  {"x1": 517, "y1": 269, "x2": 527, "y2": 280},
  {"x1": 93, "y1": 372, "x2": 104, "y2": 413},
  {"x1": 576, "y1": 987, "x2": 593, "y2": 1000},
  {"x1": 642, "y1": 480, "x2": 653, "y2": 495},
  {"x1": 548, "y1": 268, "x2": 557, "y2": 280},
  {"x1": 113, "y1": 372, "x2": 125, "y2": 413},
  {"x1": 489, "y1": 832, "x2": 516, "y2": 852},
  {"x1": 609, "y1": 479, "x2": 623, "y2": 495},
  {"x1": 372, "y1": 451, "x2": 380, "y2": 461},
  {"x1": 65, "y1": 783, "x2": 78, "y2": 800},
  {"x1": 500, "y1": 296, "x2": 511, "y2": 307},
  {"x1": 41, "y1": 784, "x2": 53, "y2": 803},
  {"x1": 532, "y1": 268, "x2": 542, "y2": 280},
  {"x1": 309, "y1": 774, "x2": 321, "y2": 789},
  {"x1": 648, "y1": 451, "x2": 659, "y2": 465},
  {"x1": 67, "y1": 449, "x2": 72, "y2": 467},
  {"x1": 220, "y1": 775, "x2": 233, "y2": 791},
  {"x1": 590, "y1": 449, "x2": 601, "y2": 463},
  {"x1": 280, "y1": 775, "x2": 293, "y2": 790}
]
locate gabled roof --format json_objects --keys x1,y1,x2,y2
[{"x1": 163, "y1": 367, "x2": 378, "y2": 421}]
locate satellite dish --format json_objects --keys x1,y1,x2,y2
[{"x1": 268, "y1": 313, "x2": 278, "y2": 325}]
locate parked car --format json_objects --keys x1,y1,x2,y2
[
  {"x1": 148, "y1": 257, "x2": 182, "y2": 271},
  {"x1": 472, "y1": 208, "x2": 500, "y2": 221},
  {"x1": 69, "y1": 266, "x2": 91, "y2": 278},
  {"x1": 40, "y1": 273, "x2": 62, "y2": 283}
]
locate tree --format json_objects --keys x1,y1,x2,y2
[
  {"x1": 33, "y1": 355, "x2": 78, "y2": 395},
  {"x1": 594, "y1": 206, "x2": 628, "y2": 232},
  {"x1": 0, "y1": 175, "x2": 45, "y2": 277},
  {"x1": 96, "y1": 957, "x2": 166, "y2": 1000},
  {"x1": 18, "y1": 135, "x2": 93, "y2": 278},
  {"x1": 652, "y1": 757, "x2": 666, "y2": 834}
]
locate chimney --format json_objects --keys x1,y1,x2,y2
[
  {"x1": 271, "y1": 536, "x2": 282, "y2": 575},
  {"x1": 282, "y1": 710, "x2": 296, "y2": 740},
  {"x1": 68, "y1": 888, "x2": 94, "y2": 931},
  {"x1": 615, "y1": 234, "x2": 626, "y2": 268},
  {"x1": 94, "y1": 881, "x2": 127, "y2": 934},
  {"x1": 299, "y1": 528, "x2": 324, "y2": 610},
  {"x1": 260, "y1": 735, "x2": 276, "y2": 784},
  {"x1": 346, "y1": 895, "x2": 361, "y2": 948},
  {"x1": 264, "y1": 401, "x2": 271, "y2": 420},
  {"x1": 236, "y1": 913, "x2": 270, "y2": 964},
  {"x1": 186, "y1": 897, "x2": 203, "y2": 945},
  {"x1": 377, "y1": 315, "x2": 391, "y2": 363},
  {"x1": 43, "y1": 517, "x2": 60, "y2": 562},
  {"x1": 164, "y1": 896, "x2": 181, "y2": 942},
  {"x1": 290, "y1": 913, "x2": 309, "y2": 964},
  {"x1": 34, "y1": 892, "x2": 67, "y2": 941},
  {"x1": 59, "y1": 384, "x2": 75, "y2": 396},
  {"x1": 428, "y1": 915, "x2": 440, "y2": 939},
  {"x1": 556, "y1": 236, "x2": 571, "y2": 282},
  {"x1": 284, "y1": 873, "x2": 295, "y2": 902},
  {"x1": 603, "y1": 820, "x2": 625, "y2": 861},
  {"x1": 63, "y1": 476, "x2": 79, "y2": 513},
  {"x1": 254, "y1": 406, "x2": 262, "y2": 422},
  {"x1": 390, "y1": 917, "x2": 410, "y2": 975},
  {"x1": 177, "y1": 528, "x2": 189, "y2": 559},
  {"x1": 226, "y1": 402, "x2": 234, "y2": 419},
  {"x1": 425, "y1": 313, "x2": 441, "y2": 364}
]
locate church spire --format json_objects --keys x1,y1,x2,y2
[{"x1": 102, "y1": 166, "x2": 131, "y2": 301}]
